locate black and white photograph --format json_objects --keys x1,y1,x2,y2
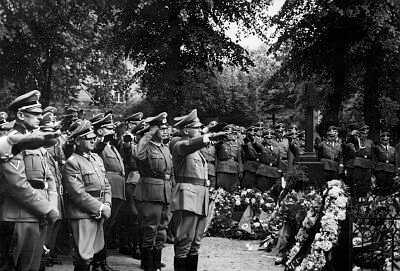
[{"x1": 0, "y1": 0, "x2": 399, "y2": 270}]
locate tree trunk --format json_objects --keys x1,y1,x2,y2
[{"x1": 363, "y1": 48, "x2": 381, "y2": 141}]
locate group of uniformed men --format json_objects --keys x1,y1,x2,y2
[{"x1": 0, "y1": 90, "x2": 398, "y2": 271}]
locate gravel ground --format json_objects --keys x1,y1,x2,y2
[{"x1": 48, "y1": 237, "x2": 283, "y2": 271}]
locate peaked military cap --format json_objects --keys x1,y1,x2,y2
[
  {"x1": 69, "y1": 120, "x2": 96, "y2": 139},
  {"x1": 132, "y1": 120, "x2": 150, "y2": 135},
  {"x1": 263, "y1": 128, "x2": 274, "y2": 137},
  {"x1": 9, "y1": 90, "x2": 42, "y2": 113},
  {"x1": 144, "y1": 112, "x2": 168, "y2": 129},
  {"x1": 359, "y1": 124, "x2": 370, "y2": 131},
  {"x1": 125, "y1": 112, "x2": 143, "y2": 122},
  {"x1": 0, "y1": 112, "x2": 7, "y2": 124},
  {"x1": 207, "y1": 121, "x2": 228, "y2": 133},
  {"x1": 40, "y1": 112, "x2": 59, "y2": 132},
  {"x1": 274, "y1": 122, "x2": 285, "y2": 131},
  {"x1": 43, "y1": 106, "x2": 57, "y2": 115},
  {"x1": 174, "y1": 109, "x2": 202, "y2": 128},
  {"x1": 90, "y1": 113, "x2": 104, "y2": 125},
  {"x1": 92, "y1": 113, "x2": 114, "y2": 130}
]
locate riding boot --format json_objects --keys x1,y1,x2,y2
[
  {"x1": 142, "y1": 248, "x2": 155, "y2": 271},
  {"x1": 92, "y1": 249, "x2": 119, "y2": 271},
  {"x1": 186, "y1": 255, "x2": 199, "y2": 271},
  {"x1": 173, "y1": 257, "x2": 186, "y2": 271},
  {"x1": 153, "y1": 249, "x2": 162, "y2": 270},
  {"x1": 73, "y1": 258, "x2": 91, "y2": 271}
]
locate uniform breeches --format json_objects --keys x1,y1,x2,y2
[
  {"x1": 13, "y1": 222, "x2": 47, "y2": 271},
  {"x1": 119, "y1": 184, "x2": 140, "y2": 247},
  {"x1": 255, "y1": 175, "x2": 278, "y2": 192},
  {"x1": 104, "y1": 198, "x2": 125, "y2": 243},
  {"x1": 173, "y1": 210, "x2": 207, "y2": 258},
  {"x1": 70, "y1": 219, "x2": 104, "y2": 261},
  {"x1": 45, "y1": 219, "x2": 62, "y2": 251},
  {"x1": 242, "y1": 171, "x2": 257, "y2": 189},
  {"x1": 216, "y1": 172, "x2": 239, "y2": 192},
  {"x1": 374, "y1": 170, "x2": 395, "y2": 196},
  {"x1": 348, "y1": 167, "x2": 372, "y2": 198},
  {"x1": 0, "y1": 222, "x2": 16, "y2": 270},
  {"x1": 136, "y1": 201, "x2": 169, "y2": 250}
]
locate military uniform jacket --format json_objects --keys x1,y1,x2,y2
[
  {"x1": 96, "y1": 141, "x2": 125, "y2": 200},
  {"x1": 373, "y1": 144, "x2": 396, "y2": 173},
  {"x1": 256, "y1": 143, "x2": 281, "y2": 178},
  {"x1": 345, "y1": 138, "x2": 374, "y2": 169},
  {"x1": 62, "y1": 152, "x2": 112, "y2": 219},
  {"x1": 316, "y1": 140, "x2": 343, "y2": 172},
  {"x1": 241, "y1": 141, "x2": 260, "y2": 174},
  {"x1": 201, "y1": 145, "x2": 216, "y2": 177},
  {"x1": 0, "y1": 126, "x2": 58, "y2": 222},
  {"x1": 170, "y1": 136, "x2": 209, "y2": 216},
  {"x1": 215, "y1": 139, "x2": 243, "y2": 175},
  {"x1": 120, "y1": 141, "x2": 140, "y2": 184},
  {"x1": 46, "y1": 150, "x2": 64, "y2": 218},
  {"x1": 134, "y1": 130, "x2": 173, "y2": 204}
]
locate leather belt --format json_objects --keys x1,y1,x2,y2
[
  {"x1": 143, "y1": 174, "x2": 171, "y2": 180},
  {"x1": 176, "y1": 177, "x2": 209, "y2": 186},
  {"x1": 28, "y1": 180, "x2": 48, "y2": 190},
  {"x1": 87, "y1": 190, "x2": 105, "y2": 198},
  {"x1": 107, "y1": 171, "x2": 124, "y2": 176}
]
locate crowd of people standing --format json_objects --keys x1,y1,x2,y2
[{"x1": 0, "y1": 90, "x2": 398, "y2": 271}]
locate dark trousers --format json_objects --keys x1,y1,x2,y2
[
  {"x1": 374, "y1": 170, "x2": 395, "y2": 196},
  {"x1": 45, "y1": 219, "x2": 62, "y2": 252},
  {"x1": 0, "y1": 222, "x2": 14, "y2": 271},
  {"x1": 242, "y1": 171, "x2": 257, "y2": 189},
  {"x1": 104, "y1": 198, "x2": 125, "y2": 245},
  {"x1": 347, "y1": 167, "x2": 372, "y2": 198},
  {"x1": 119, "y1": 184, "x2": 141, "y2": 249},
  {"x1": 13, "y1": 222, "x2": 47, "y2": 271},
  {"x1": 255, "y1": 175, "x2": 278, "y2": 192},
  {"x1": 174, "y1": 210, "x2": 207, "y2": 258},
  {"x1": 136, "y1": 201, "x2": 169, "y2": 250},
  {"x1": 216, "y1": 172, "x2": 239, "y2": 192}
]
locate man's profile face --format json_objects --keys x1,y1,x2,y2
[{"x1": 22, "y1": 111, "x2": 42, "y2": 130}]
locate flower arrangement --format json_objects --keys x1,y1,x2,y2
[
  {"x1": 208, "y1": 187, "x2": 280, "y2": 240},
  {"x1": 290, "y1": 180, "x2": 348, "y2": 271}
]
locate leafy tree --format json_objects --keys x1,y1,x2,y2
[
  {"x1": 265, "y1": 0, "x2": 400, "y2": 138},
  {"x1": 114, "y1": 0, "x2": 271, "y2": 116}
]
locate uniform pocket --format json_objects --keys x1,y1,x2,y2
[{"x1": 81, "y1": 170, "x2": 96, "y2": 185}]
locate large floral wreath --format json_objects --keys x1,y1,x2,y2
[{"x1": 286, "y1": 180, "x2": 348, "y2": 271}]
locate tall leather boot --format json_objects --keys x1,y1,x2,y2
[
  {"x1": 173, "y1": 257, "x2": 186, "y2": 271},
  {"x1": 186, "y1": 255, "x2": 198, "y2": 271},
  {"x1": 92, "y1": 249, "x2": 119, "y2": 271},
  {"x1": 142, "y1": 248, "x2": 155, "y2": 271},
  {"x1": 153, "y1": 249, "x2": 162, "y2": 270},
  {"x1": 73, "y1": 258, "x2": 91, "y2": 271}
]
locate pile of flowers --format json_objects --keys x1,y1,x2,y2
[
  {"x1": 286, "y1": 180, "x2": 348, "y2": 271},
  {"x1": 207, "y1": 188, "x2": 280, "y2": 239}
]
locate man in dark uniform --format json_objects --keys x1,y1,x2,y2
[
  {"x1": 373, "y1": 131, "x2": 397, "y2": 196},
  {"x1": 0, "y1": 90, "x2": 59, "y2": 271},
  {"x1": 134, "y1": 112, "x2": 173, "y2": 271},
  {"x1": 118, "y1": 112, "x2": 143, "y2": 258},
  {"x1": 0, "y1": 112, "x2": 12, "y2": 136},
  {"x1": 255, "y1": 128, "x2": 281, "y2": 193},
  {"x1": 274, "y1": 123, "x2": 289, "y2": 171},
  {"x1": 40, "y1": 111, "x2": 65, "y2": 267},
  {"x1": 62, "y1": 120, "x2": 112, "y2": 271},
  {"x1": 200, "y1": 121, "x2": 221, "y2": 189},
  {"x1": 344, "y1": 124, "x2": 374, "y2": 198},
  {"x1": 315, "y1": 126, "x2": 343, "y2": 184},
  {"x1": 170, "y1": 109, "x2": 225, "y2": 271},
  {"x1": 241, "y1": 127, "x2": 261, "y2": 189},
  {"x1": 215, "y1": 125, "x2": 243, "y2": 192},
  {"x1": 91, "y1": 113, "x2": 125, "y2": 268}
]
